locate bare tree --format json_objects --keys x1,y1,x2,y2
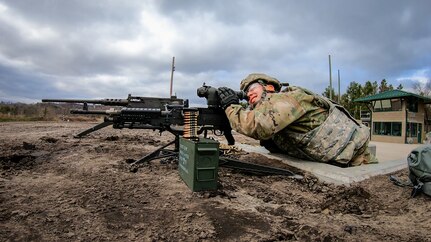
[
  {"x1": 426, "y1": 80, "x2": 431, "y2": 96},
  {"x1": 412, "y1": 79, "x2": 431, "y2": 97}
]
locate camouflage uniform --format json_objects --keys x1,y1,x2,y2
[{"x1": 226, "y1": 78, "x2": 375, "y2": 166}]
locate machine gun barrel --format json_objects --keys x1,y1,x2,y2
[
  {"x1": 42, "y1": 98, "x2": 129, "y2": 106},
  {"x1": 42, "y1": 95, "x2": 186, "y2": 109},
  {"x1": 70, "y1": 109, "x2": 118, "y2": 115}
]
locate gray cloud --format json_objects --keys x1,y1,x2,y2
[{"x1": 0, "y1": 0, "x2": 430, "y2": 104}]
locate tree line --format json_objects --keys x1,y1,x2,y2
[
  {"x1": 1, "y1": 79, "x2": 430, "y2": 122},
  {"x1": 322, "y1": 79, "x2": 431, "y2": 119},
  {"x1": 0, "y1": 102, "x2": 101, "y2": 122}
]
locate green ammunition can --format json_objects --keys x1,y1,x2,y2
[{"x1": 178, "y1": 137, "x2": 219, "y2": 192}]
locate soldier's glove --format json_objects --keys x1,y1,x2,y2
[{"x1": 218, "y1": 87, "x2": 239, "y2": 110}]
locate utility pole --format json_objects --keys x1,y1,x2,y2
[
  {"x1": 169, "y1": 56, "x2": 175, "y2": 97},
  {"x1": 328, "y1": 55, "x2": 333, "y2": 100},
  {"x1": 338, "y1": 69, "x2": 341, "y2": 103}
]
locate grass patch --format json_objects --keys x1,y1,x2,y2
[
  {"x1": 0, "y1": 115, "x2": 48, "y2": 122},
  {"x1": 0, "y1": 114, "x2": 101, "y2": 122}
]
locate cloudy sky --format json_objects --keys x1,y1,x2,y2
[{"x1": 0, "y1": 0, "x2": 430, "y2": 104}]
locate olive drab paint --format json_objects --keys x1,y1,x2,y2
[{"x1": 178, "y1": 137, "x2": 219, "y2": 191}]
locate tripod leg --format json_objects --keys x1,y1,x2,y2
[
  {"x1": 131, "y1": 140, "x2": 176, "y2": 165},
  {"x1": 74, "y1": 121, "x2": 114, "y2": 138}
]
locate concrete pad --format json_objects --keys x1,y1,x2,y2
[{"x1": 236, "y1": 141, "x2": 423, "y2": 185}]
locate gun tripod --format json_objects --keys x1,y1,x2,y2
[{"x1": 128, "y1": 135, "x2": 301, "y2": 178}]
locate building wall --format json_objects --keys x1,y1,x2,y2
[
  {"x1": 408, "y1": 101, "x2": 425, "y2": 122},
  {"x1": 372, "y1": 111, "x2": 405, "y2": 121},
  {"x1": 371, "y1": 100, "x2": 407, "y2": 143},
  {"x1": 372, "y1": 135, "x2": 405, "y2": 143},
  {"x1": 407, "y1": 101, "x2": 425, "y2": 143},
  {"x1": 370, "y1": 99, "x2": 426, "y2": 144}
]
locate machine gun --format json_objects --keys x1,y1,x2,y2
[
  {"x1": 42, "y1": 85, "x2": 238, "y2": 142},
  {"x1": 42, "y1": 84, "x2": 300, "y2": 178},
  {"x1": 42, "y1": 94, "x2": 186, "y2": 137}
]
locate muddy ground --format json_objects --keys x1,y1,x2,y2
[{"x1": 1, "y1": 121, "x2": 430, "y2": 242}]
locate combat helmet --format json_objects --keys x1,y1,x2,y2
[{"x1": 240, "y1": 73, "x2": 282, "y2": 92}]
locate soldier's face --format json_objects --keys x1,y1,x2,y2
[{"x1": 247, "y1": 83, "x2": 264, "y2": 105}]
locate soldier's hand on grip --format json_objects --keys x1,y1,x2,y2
[{"x1": 218, "y1": 87, "x2": 239, "y2": 110}]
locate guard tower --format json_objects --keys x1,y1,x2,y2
[{"x1": 354, "y1": 90, "x2": 431, "y2": 144}]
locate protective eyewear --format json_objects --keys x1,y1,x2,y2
[{"x1": 246, "y1": 82, "x2": 263, "y2": 94}]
